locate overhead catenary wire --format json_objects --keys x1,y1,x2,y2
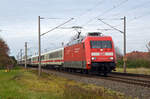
[
  {"x1": 97, "y1": 28, "x2": 114, "y2": 31},
  {"x1": 129, "y1": 12, "x2": 150, "y2": 22},
  {"x1": 98, "y1": 18, "x2": 123, "y2": 20},
  {"x1": 114, "y1": 1, "x2": 150, "y2": 29},
  {"x1": 96, "y1": 0, "x2": 128, "y2": 18},
  {"x1": 64, "y1": 0, "x2": 106, "y2": 28},
  {"x1": 41, "y1": 18, "x2": 74, "y2": 36},
  {"x1": 38, "y1": 0, "x2": 128, "y2": 37},
  {"x1": 40, "y1": 17, "x2": 67, "y2": 20},
  {"x1": 128, "y1": 1, "x2": 150, "y2": 13},
  {"x1": 81, "y1": 0, "x2": 128, "y2": 27},
  {"x1": 41, "y1": 29, "x2": 75, "y2": 50},
  {"x1": 74, "y1": 0, "x2": 105, "y2": 19},
  {"x1": 98, "y1": 18, "x2": 123, "y2": 33},
  {"x1": 110, "y1": 0, "x2": 150, "y2": 18},
  {"x1": 38, "y1": 0, "x2": 145, "y2": 36},
  {"x1": 110, "y1": 8, "x2": 150, "y2": 28},
  {"x1": 37, "y1": 0, "x2": 105, "y2": 37}
]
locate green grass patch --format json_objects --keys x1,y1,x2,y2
[
  {"x1": 0, "y1": 68, "x2": 134, "y2": 99},
  {"x1": 117, "y1": 59, "x2": 150, "y2": 68}
]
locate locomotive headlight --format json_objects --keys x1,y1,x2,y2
[
  {"x1": 105, "y1": 52, "x2": 113, "y2": 56},
  {"x1": 91, "y1": 57, "x2": 96, "y2": 60},
  {"x1": 109, "y1": 57, "x2": 113, "y2": 60}
]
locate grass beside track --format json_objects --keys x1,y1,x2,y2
[
  {"x1": 116, "y1": 68, "x2": 150, "y2": 75},
  {"x1": 0, "y1": 67, "x2": 134, "y2": 99}
]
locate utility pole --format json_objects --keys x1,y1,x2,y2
[
  {"x1": 38, "y1": 16, "x2": 41, "y2": 76},
  {"x1": 17, "y1": 54, "x2": 19, "y2": 64},
  {"x1": 25, "y1": 42, "x2": 27, "y2": 69},
  {"x1": 37, "y1": 16, "x2": 73, "y2": 76},
  {"x1": 123, "y1": 16, "x2": 127, "y2": 73},
  {"x1": 20, "y1": 49, "x2": 22, "y2": 65}
]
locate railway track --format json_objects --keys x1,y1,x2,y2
[
  {"x1": 105, "y1": 75, "x2": 150, "y2": 88},
  {"x1": 29, "y1": 67, "x2": 150, "y2": 88},
  {"x1": 110, "y1": 72, "x2": 150, "y2": 79},
  {"x1": 106, "y1": 72, "x2": 150, "y2": 88}
]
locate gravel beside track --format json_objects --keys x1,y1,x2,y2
[{"x1": 31, "y1": 68, "x2": 150, "y2": 99}]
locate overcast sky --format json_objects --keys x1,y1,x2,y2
[{"x1": 0, "y1": 0, "x2": 150, "y2": 57}]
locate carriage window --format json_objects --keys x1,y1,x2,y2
[
  {"x1": 49, "y1": 51, "x2": 62, "y2": 58},
  {"x1": 90, "y1": 41, "x2": 112, "y2": 48}
]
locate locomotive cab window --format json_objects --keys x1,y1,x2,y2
[{"x1": 90, "y1": 41, "x2": 112, "y2": 48}]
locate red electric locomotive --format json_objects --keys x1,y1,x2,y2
[
  {"x1": 26, "y1": 32, "x2": 116, "y2": 76},
  {"x1": 64, "y1": 32, "x2": 116, "y2": 75}
]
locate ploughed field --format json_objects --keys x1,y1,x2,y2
[{"x1": 0, "y1": 67, "x2": 133, "y2": 99}]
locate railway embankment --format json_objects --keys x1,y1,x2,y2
[
  {"x1": 38, "y1": 68, "x2": 150, "y2": 99},
  {"x1": 0, "y1": 67, "x2": 133, "y2": 99}
]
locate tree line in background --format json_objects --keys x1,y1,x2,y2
[{"x1": 0, "y1": 37, "x2": 16, "y2": 69}]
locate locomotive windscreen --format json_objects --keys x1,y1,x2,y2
[{"x1": 90, "y1": 41, "x2": 112, "y2": 48}]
